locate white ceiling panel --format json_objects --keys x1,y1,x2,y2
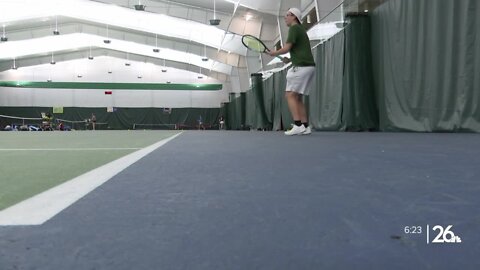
[
  {"x1": 0, "y1": 0, "x2": 388, "y2": 92},
  {"x1": 0, "y1": 33, "x2": 233, "y2": 74}
]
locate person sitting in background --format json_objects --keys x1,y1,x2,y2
[{"x1": 41, "y1": 112, "x2": 54, "y2": 131}]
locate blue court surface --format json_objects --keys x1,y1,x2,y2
[{"x1": 0, "y1": 131, "x2": 479, "y2": 270}]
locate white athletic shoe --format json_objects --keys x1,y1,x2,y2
[
  {"x1": 284, "y1": 124, "x2": 306, "y2": 136},
  {"x1": 301, "y1": 126, "x2": 312, "y2": 135}
]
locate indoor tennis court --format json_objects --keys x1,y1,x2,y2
[{"x1": 1, "y1": 0, "x2": 479, "y2": 269}]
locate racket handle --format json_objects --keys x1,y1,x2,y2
[
  {"x1": 270, "y1": 53, "x2": 287, "y2": 61},
  {"x1": 263, "y1": 50, "x2": 286, "y2": 62}
]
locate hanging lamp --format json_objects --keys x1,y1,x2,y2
[
  {"x1": 1, "y1": 25, "x2": 8, "y2": 42},
  {"x1": 209, "y1": 0, "x2": 221, "y2": 25},
  {"x1": 153, "y1": 34, "x2": 160, "y2": 53},
  {"x1": 53, "y1": 16, "x2": 60, "y2": 35},
  {"x1": 134, "y1": 0, "x2": 146, "y2": 11}
]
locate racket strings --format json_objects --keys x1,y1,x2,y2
[{"x1": 242, "y1": 36, "x2": 267, "y2": 53}]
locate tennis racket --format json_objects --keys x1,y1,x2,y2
[{"x1": 241, "y1": 35, "x2": 284, "y2": 61}]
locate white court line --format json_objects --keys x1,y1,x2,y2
[
  {"x1": 0, "y1": 132, "x2": 182, "y2": 226},
  {"x1": 0, "y1": 148, "x2": 142, "y2": 151}
]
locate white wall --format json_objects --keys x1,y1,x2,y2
[
  {"x1": 316, "y1": 0, "x2": 344, "y2": 21},
  {"x1": 0, "y1": 56, "x2": 229, "y2": 108}
]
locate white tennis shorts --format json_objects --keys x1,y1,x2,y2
[{"x1": 286, "y1": 66, "x2": 316, "y2": 95}]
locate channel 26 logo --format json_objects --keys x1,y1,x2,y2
[
  {"x1": 429, "y1": 225, "x2": 462, "y2": 244},
  {"x1": 404, "y1": 224, "x2": 462, "y2": 244}
]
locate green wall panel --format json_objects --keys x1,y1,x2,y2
[{"x1": 0, "y1": 81, "x2": 222, "y2": 91}]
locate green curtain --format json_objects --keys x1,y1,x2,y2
[
  {"x1": 247, "y1": 73, "x2": 273, "y2": 130},
  {"x1": 233, "y1": 15, "x2": 379, "y2": 132},
  {"x1": 342, "y1": 16, "x2": 379, "y2": 131},
  {"x1": 271, "y1": 71, "x2": 289, "y2": 131},
  {"x1": 245, "y1": 89, "x2": 256, "y2": 129},
  {"x1": 371, "y1": 0, "x2": 480, "y2": 132},
  {"x1": 226, "y1": 93, "x2": 246, "y2": 130},
  {"x1": 242, "y1": 70, "x2": 291, "y2": 131},
  {"x1": 308, "y1": 32, "x2": 345, "y2": 130},
  {"x1": 261, "y1": 77, "x2": 275, "y2": 130},
  {"x1": 307, "y1": 15, "x2": 378, "y2": 131}
]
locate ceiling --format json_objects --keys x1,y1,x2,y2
[{"x1": 0, "y1": 0, "x2": 388, "y2": 86}]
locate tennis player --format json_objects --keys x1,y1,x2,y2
[{"x1": 268, "y1": 7, "x2": 315, "y2": 136}]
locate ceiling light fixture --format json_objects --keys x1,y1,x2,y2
[
  {"x1": 134, "y1": 1, "x2": 146, "y2": 11},
  {"x1": 125, "y1": 52, "x2": 131, "y2": 66},
  {"x1": 1, "y1": 25, "x2": 8, "y2": 42},
  {"x1": 153, "y1": 34, "x2": 160, "y2": 53},
  {"x1": 201, "y1": 45, "x2": 208, "y2": 61},
  {"x1": 209, "y1": 0, "x2": 221, "y2": 25},
  {"x1": 88, "y1": 46, "x2": 94, "y2": 60},
  {"x1": 11, "y1": 58, "x2": 17, "y2": 70},
  {"x1": 161, "y1": 58, "x2": 167, "y2": 72},
  {"x1": 50, "y1": 52, "x2": 56, "y2": 65},
  {"x1": 103, "y1": 24, "x2": 111, "y2": 44},
  {"x1": 138, "y1": 61, "x2": 146, "y2": 79},
  {"x1": 245, "y1": 14, "x2": 253, "y2": 21},
  {"x1": 53, "y1": 16, "x2": 60, "y2": 35}
]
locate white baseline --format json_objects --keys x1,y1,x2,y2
[{"x1": 0, "y1": 132, "x2": 182, "y2": 226}]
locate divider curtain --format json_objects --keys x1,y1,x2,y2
[
  {"x1": 371, "y1": 0, "x2": 480, "y2": 131},
  {"x1": 226, "y1": 16, "x2": 379, "y2": 132}
]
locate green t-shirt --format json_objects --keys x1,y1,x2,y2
[{"x1": 286, "y1": 24, "x2": 315, "y2": 67}]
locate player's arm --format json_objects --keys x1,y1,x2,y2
[
  {"x1": 268, "y1": 43, "x2": 292, "y2": 63},
  {"x1": 268, "y1": 43, "x2": 292, "y2": 56}
]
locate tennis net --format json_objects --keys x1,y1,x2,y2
[
  {"x1": 0, "y1": 114, "x2": 43, "y2": 131},
  {"x1": 0, "y1": 114, "x2": 109, "y2": 131}
]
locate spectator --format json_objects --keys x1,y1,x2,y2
[
  {"x1": 198, "y1": 115, "x2": 205, "y2": 130},
  {"x1": 219, "y1": 116, "x2": 225, "y2": 130},
  {"x1": 91, "y1": 113, "x2": 97, "y2": 130}
]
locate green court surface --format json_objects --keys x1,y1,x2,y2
[{"x1": 0, "y1": 130, "x2": 179, "y2": 211}]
